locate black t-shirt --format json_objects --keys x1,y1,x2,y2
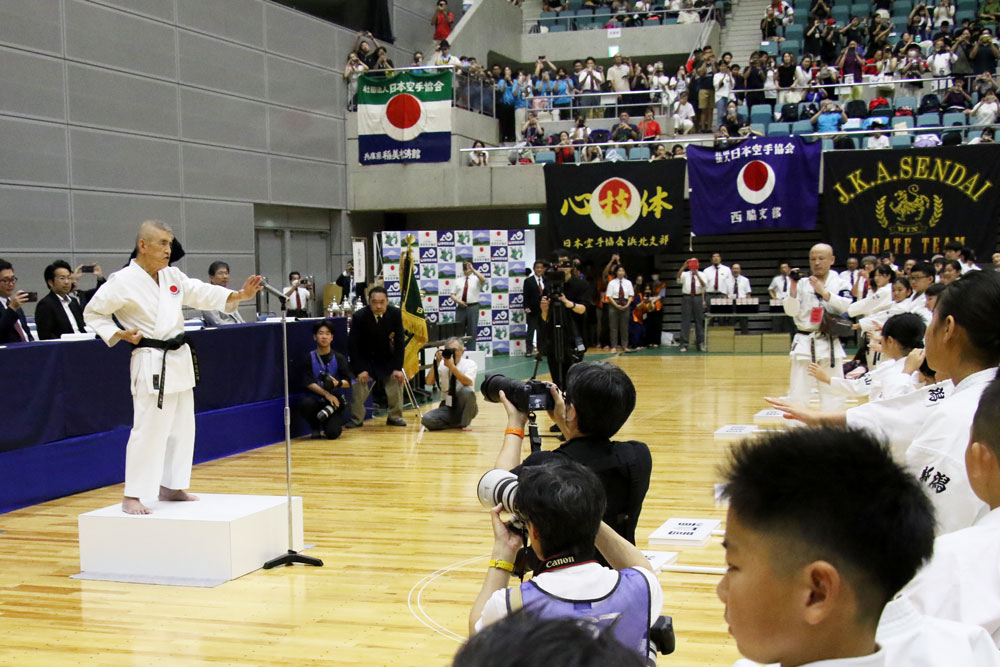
[{"x1": 515, "y1": 435, "x2": 652, "y2": 546}]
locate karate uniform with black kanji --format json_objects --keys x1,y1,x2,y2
[{"x1": 905, "y1": 368, "x2": 996, "y2": 535}]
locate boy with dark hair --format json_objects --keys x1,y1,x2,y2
[
  {"x1": 469, "y1": 459, "x2": 663, "y2": 663},
  {"x1": 718, "y1": 426, "x2": 935, "y2": 666},
  {"x1": 901, "y1": 376, "x2": 1000, "y2": 647},
  {"x1": 494, "y1": 361, "x2": 651, "y2": 546},
  {"x1": 455, "y1": 612, "x2": 644, "y2": 667}
]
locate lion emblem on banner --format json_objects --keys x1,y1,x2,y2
[{"x1": 875, "y1": 185, "x2": 943, "y2": 234}]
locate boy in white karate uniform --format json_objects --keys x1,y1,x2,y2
[
  {"x1": 84, "y1": 220, "x2": 262, "y2": 515},
  {"x1": 718, "y1": 426, "x2": 935, "y2": 667},
  {"x1": 901, "y1": 375, "x2": 1000, "y2": 646}
]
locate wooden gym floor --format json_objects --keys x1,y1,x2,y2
[{"x1": 0, "y1": 351, "x2": 793, "y2": 666}]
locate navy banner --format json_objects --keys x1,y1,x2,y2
[
  {"x1": 823, "y1": 145, "x2": 1000, "y2": 261},
  {"x1": 687, "y1": 136, "x2": 821, "y2": 235}
]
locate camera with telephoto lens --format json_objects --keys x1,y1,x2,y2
[
  {"x1": 441, "y1": 347, "x2": 456, "y2": 360},
  {"x1": 481, "y1": 373, "x2": 555, "y2": 413},
  {"x1": 477, "y1": 468, "x2": 520, "y2": 514},
  {"x1": 316, "y1": 403, "x2": 338, "y2": 422}
]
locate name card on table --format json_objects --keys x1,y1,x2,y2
[
  {"x1": 641, "y1": 550, "x2": 680, "y2": 573},
  {"x1": 713, "y1": 424, "x2": 761, "y2": 441},
  {"x1": 649, "y1": 518, "x2": 721, "y2": 547}
]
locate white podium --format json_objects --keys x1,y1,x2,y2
[{"x1": 75, "y1": 494, "x2": 305, "y2": 587}]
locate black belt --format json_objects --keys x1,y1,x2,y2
[
  {"x1": 795, "y1": 330, "x2": 835, "y2": 368},
  {"x1": 135, "y1": 333, "x2": 199, "y2": 409}
]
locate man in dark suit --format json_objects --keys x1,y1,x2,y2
[
  {"x1": 523, "y1": 260, "x2": 546, "y2": 356},
  {"x1": 0, "y1": 257, "x2": 34, "y2": 343},
  {"x1": 35, "y1": 260, "x2": 87, "y2": 340},
  {"x1": 335, "y1": 261, "x2": 367, "y2": 302},
  {"x1": 346, "y1": 286, "x2": 408, "y2": 427}
]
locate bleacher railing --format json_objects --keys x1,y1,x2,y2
[{"x1": 524, "y1": 5, "x2": 714, "y2": 32}]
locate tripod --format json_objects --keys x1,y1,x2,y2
[{"x1": 261, "y1": 279, "x2": 323, "y2": 570}]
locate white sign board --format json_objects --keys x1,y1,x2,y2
[
  {"x1": 713, "y1": 424, "x2": 761, "y2": 442},
  {"x1": 352, "y1": 240, "x2": 367, "y2": 283},
  {"x1": 649, "y1": 518, "x2": 721, "y2": 547},
  {"x1": 640, "y1": 550, "x2": 679, "y2": 573}
]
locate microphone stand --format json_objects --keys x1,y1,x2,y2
[{"x1": 261, "y1": 279, "x2": 323, "y2": 569}]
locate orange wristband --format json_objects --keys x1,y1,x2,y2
[{"x1": 504, "y1": 428, "x2": 525, "y2": 438}]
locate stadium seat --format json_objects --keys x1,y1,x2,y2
[
  {"x1": 768, "y1": 121, "x2": 792, "y2": 135},
  {"x1": 831, "y1": 5, "x2": 849, "y2": 22},
  {"x1": 942, "y1": 112, "x2": 967, "y2": 126},
  {"x1": 916, "y1": 112, "x2": 940, "y2": 126},
  {"x1": 630, "y1": 145, "x2": 652, "y2": 160},
  {"x1": 891, "y1": 134, "x2": 913, "y2": 148},
  {"x1": 894, "y1": 95, "x2": 917, "y2": 110},
  {"x1": 738, "y1": 104, "x2": 748, "y2": 117},
  {"x1": 850, "y1": 3, "x2": 870, "y2": 16},
  {"x1": 549, "y1": 23, "x2": 568, "y2": 31},
  {"x1": 954, "y1": 9, "x2": 975, "y2": 23},
  {"x1": 892, "y1": 115, "x2": 915, "y2": 129},
  {"x1": 893, "y1": 1, "x2": 913, "y2": 16},
  {"x1": 822, "y1": 139, "x2": 834, "y2": 151},
  {"x1": 567, "y1": 0, "x2": 584, "y2": 9},
  {"x1": 956, "y1": 0, "x2": 977, "y2": 9},
  {"x1": 785, "y1": 24, "x2": 804, "y2": 41},
  {"x1": 750, "y1": 104, "x2": 773, "y2": 124},
  {"x1": 791, "y1": 119, "x2": 813, "y2": 135},
  {"x1": 968, "y1": 129, "x2": 982, "y2": 141},
  {"x1": 782, "y1": 39, "x2": 801, "y2": 55},
  {"x1": 534, "y1": 151, "x2": 556, "y2": 163},
  {"x1": 750, "y1": 122, "x2": 768, "y2": 135},
  {"x1": 761, "y1": 41, "x2": 779, "y2": 57}
]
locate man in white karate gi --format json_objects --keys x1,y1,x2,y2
[
  {"x1": 783, "y1": 243, "x2": 852, "y2": 410},
  {"x1": 84, "y1": 221, "x2": 263, "y2": 515}
]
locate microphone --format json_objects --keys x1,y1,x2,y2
[{"x1": 260, "y1": 278, "x2": 288, "y2": 302}]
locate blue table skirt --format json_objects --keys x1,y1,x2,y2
[{"x1": 0, "y1": 318, "x2": 349, "y2": 513}]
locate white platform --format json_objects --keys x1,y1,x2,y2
[{"x1": 76, "y1": 494, "x2": 305, "y2": 587}]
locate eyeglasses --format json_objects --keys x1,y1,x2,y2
[{"x1": 0, "y1": 276, "x2": 17, "y2": 284}]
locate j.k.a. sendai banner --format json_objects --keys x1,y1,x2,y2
[
  {"x1": 358, "y1": 71, "x2": 451, "y2": 165},
  {"x1": 543, "y1": 160, "x2": 686, "y2": 255},
  {"x1": 687, "y1": 136, "x2": 821, "y2": 235},
  {"x1": 823, "y1": 145, "x2": 1000, "y2": 261}
]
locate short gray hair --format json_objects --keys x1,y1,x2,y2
[{"x1": 137, "y1": 219, "x2": 173, "y2": 244}]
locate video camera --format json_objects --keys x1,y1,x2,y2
[
  {"x1": 481, "y1": 373, "x2": 555, "y2": 413},
  {"x1": 542, "y1": 262, "x2": 568, "y2": 300}
]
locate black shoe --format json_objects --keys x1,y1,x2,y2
[
  {"x1": 344, "y1": 421, "x2": 363, "y2": 429},
  {"x1": 386, "y1": 417, "x2": 407, "y2": 427},
  {"x1": 549, "y1": 424, "x2": 561, "y2": 433}
]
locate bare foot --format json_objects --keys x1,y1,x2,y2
[
  {"x1": 122, "y1": 497, "x2": 151, "y2": 515},
  {"x1": 159, "y1": 487, "x2": 199, "y2": 502}
]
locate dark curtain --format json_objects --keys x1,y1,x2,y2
[{"x1": 271, "y1": 0, "x2": 395, "y2": 43}]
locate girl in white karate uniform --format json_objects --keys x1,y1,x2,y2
[
  {"x1": 905, "y1": 271, "x2": 1000, "y2": 535},
  {"x1": 808, "y1": 312, "x2": 925, "y2": 402},
  {"x1": 859, "y1": 277, "x2": 913, "y2": 333},
  {"x1": 848, "y1": 264, "x2": 894, "y2": 319}
]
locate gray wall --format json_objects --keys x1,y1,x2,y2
[{"x1": 0, "y1": 0, "x2": 378, "y2": 317}]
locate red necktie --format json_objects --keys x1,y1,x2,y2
[
  {"x1": 863, "y1": 282, "x2": 869, "y2": 298},
  {"x1": 714, "y1": 269, "x2": 719, "y2": 291},
  {"x1": 296, "y1": 289, "x2": 302, "y2": 310},
  {"x1": 462, "y1": 278, "x2": 469, "y2": 303},
  {"x1": 690, "y1": 273, "x2": 695, "y2": 294},
  {"x1": 618, "y1": 281, "x2": 624, "y2": 302},
  {"x1": 13, "y1": 317, "x2": 27, "y2": 342},
  {"x1": 783, "y1": 276, "x2": 788, "y2": 291}
]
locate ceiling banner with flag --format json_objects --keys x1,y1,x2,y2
[
  {"x1": 686, "y1": 136, "x2": 821, "y2": 235},
  {"x1": 358, "y1": 71, "x2": 452, "y2": 165}
]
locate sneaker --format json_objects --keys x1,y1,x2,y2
[
  {"x1": 679, "y1": 346, "x2": 687, "y2": 352},
  {"x1": 386, "y1": 417, "x2": 407, "y2": 427},
  {"x1": 344, "y1": 421, "x2": 363, "y2": 429},
  {"x1": 699, "y1": 344, "x2": 707, "y2": 352}
]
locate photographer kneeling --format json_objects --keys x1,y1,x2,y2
[
  {"x1": 491, "y1": 361, "x2": 652, "y2": 547},
  {"x1": 298, "y1": 319, "x2": 354, "y2": 440},
  {"x1": 469, "y1": 458, "x2": 664, "y2": 664},
  {"x1": 421, "y1": 338, "x2": 479, "y2": 431}
]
